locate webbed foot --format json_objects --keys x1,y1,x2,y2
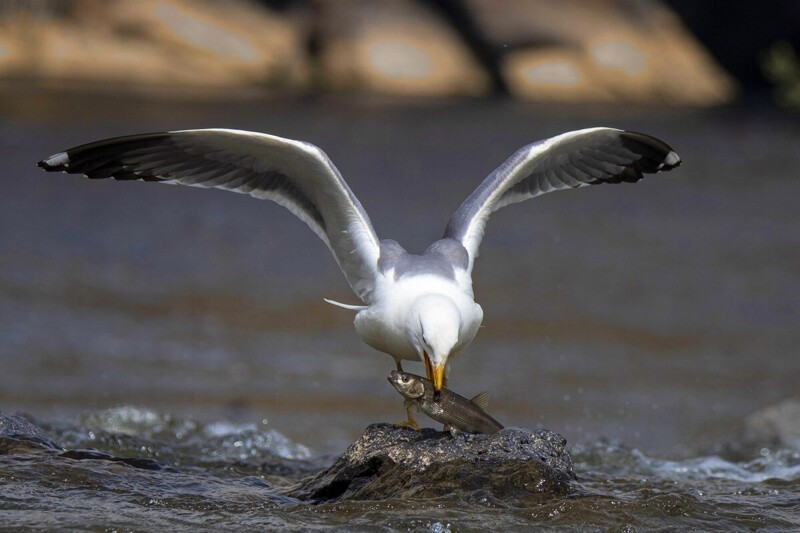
[{"x1": 393, "y1": 406, "x2": 420, "y2": 430}]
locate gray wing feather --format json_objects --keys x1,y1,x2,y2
[
  {"x1": 444, "y1": 127, "x2": 681, "y2": 272},
  {"x1": 38, "y1": 128, "x2": 381, "y2": 302}
]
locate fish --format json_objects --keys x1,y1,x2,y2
[{"x1": 387, "y1": 370, "x2": 503, "y2": 436}]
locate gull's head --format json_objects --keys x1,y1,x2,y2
[{"x1": 409, "y1": 295, "x2": 461, "y2": 398}]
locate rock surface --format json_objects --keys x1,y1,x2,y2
[
  {"x1": 0, "y1": 412, "x2": 168, "y2": 470},
  {"x1": 466, "y1": 0, "x2": 735, "y2": 105},
  {"x1": 317, "y1": 0, "x2": 490, "y2": 97},
  {"x1": 0, "y1": 413, "x2": 62, "y2": 454},
  {"x1": 0, "y1": 0, "x2": 307, "y2": 92},
  {"x1": 2, "y1": 412, "x2": 576, "y2": 503},
  {"x1": 287, "y1": 423, "x2": 576, "y2": 503},
  {"x1": 0, "y1": 0, "x2": 733, "y2": 104}
]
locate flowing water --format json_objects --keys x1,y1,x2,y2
[
  {"x1": 1, "y1": 88, "x2": 799, "y2": 528},
  {"x1": 3, "y1": 408, "x2": 800, "y2": 530}
]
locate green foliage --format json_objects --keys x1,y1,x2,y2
[{"x1": 761, "y1": 41, "x2": 800, "y2": 111}]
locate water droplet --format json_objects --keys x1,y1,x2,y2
[{"x1": 429, "y1": 521, "x2": 451, "y2": 533}]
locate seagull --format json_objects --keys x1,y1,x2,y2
[{"x1": 38, "y1": 127, "x2": 680, "y2": 426}]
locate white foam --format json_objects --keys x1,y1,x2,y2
[
  {"x1": 203, "y1": 420, "x2": 312, "y2": 460},
  {"x1": 654, "y1": 452, "x2": 800, "y2": 483}
]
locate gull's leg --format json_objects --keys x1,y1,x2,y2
[
  {"x1": 395, "y1": 403, "x2": 420, "y2": 429},
  {"x1": 404, "y1": 405, "x2": 420, "y2": 429},
  {"x1": 393, "y1": 359, "x2": 419, "y2": 429}
]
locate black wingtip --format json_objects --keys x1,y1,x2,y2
[
  {"x1": 36, "y1": 132, "x2": 174, "y2": 177},
  {"x1": 620, "y1": 130, "x2": 681, "y2": 174},
  {"x1": 37, "y1": 151, "x2": 71, "y2": 172},
  {"x1": 37, "y1": 159, "x2": 54, "y2": 171}
]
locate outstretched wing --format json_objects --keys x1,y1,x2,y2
[
  {"x1": 38, "y1": 128, "x2": 382, "y2": 302},
  {"x1": 444, "y1": 128, "x2": 681, "y2": 273}
]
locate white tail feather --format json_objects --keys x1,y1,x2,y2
[{"x1": 324, "y1": 298, "x2": 367, "y2": 311}]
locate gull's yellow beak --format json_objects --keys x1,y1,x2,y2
[
  {"x1": 424, "y1": 351, "x2": 434, "y2": 381},
  {"x1": 432, "y1": 363, "x2": 445, "y2": 394},
  {"x1": 423, "y1": 351, "x2": 445, "y2": 400}
]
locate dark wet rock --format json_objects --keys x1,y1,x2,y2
[
  {"x1": 744, "y1": 399, "x2": 800, "y2": 449},
  {"x1": 58, "y1": 448, "x2": 176, "y2": 471},
  {"x1": 0, "y1": 412, "x2": 175, "y2": 471},
  {"x1": 287, "y1": 423, "x2": 576, "y2": 503},
  {"x1": 195, "y1": 457, "x2": 325, "y2": 479},
  {"x1": 0, "y1": 413, "x2": 62, "y2": 453}
]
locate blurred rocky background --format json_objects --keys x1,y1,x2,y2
[{"x1": 5, "y1": 0, "x2": 791, "y2": 106}]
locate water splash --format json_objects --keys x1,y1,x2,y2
[
  {"x1": 202, "y1": 420, "x2": 311, "y2": 461},
  {"x1": 58, "y1": 406, "x2": 311, "y2": 463},
  {"x1": 653, "y1": 450, "x2": 800, "y2": 483},
  {"x1": 574, "y1": 440, "x2": 800, "y2": 482},
  {"x1": 80, "y1": 406, "x2": 198, "y2": 439}
]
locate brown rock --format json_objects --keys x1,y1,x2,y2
[
  {"x1": 316, "y1": 0, "x2": 490, "y2": 98},
  {"x1": 0, "y1": 0, "x2": 307, "y2": 92},
  {"x1": 466, "y1": 0, "x2": 735, "y2": 105}
]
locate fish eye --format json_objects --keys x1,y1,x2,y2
[{"x1": 401, "y1": 375, "x2": 409, "y2": 383}]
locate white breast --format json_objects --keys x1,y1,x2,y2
[{"x1": 353, "y1": 272, "x2": 483, "y2": 363}]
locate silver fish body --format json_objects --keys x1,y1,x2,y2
[{"x1": 387, "y1": 370, "x2": 503, "y2": 436}]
